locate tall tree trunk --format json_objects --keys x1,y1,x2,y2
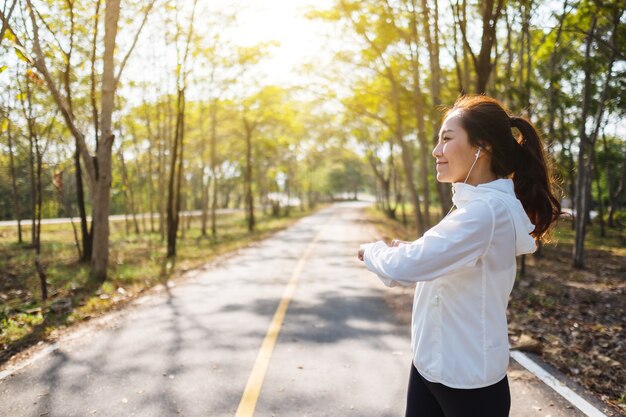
[
  {"x1": 420, "y1": 0, "x2": 451, "y2": 217},
  {"x1": 34, "y1": 125, "x2": 46, "y2": 301},
  {"x1": 387, "y1": 67, "x2": 424, "y2": 234},
  {"x1": 594, "y1": 149, "x2": 605, "y2": 238},
  {"x1": 167, "y1": 87, "x2": 185, "y2": 257},
  {"x1": 84, "y1": 0, "x2": 100, "y2": 263},
  {"x1": 75, "y1": 146, "x2": 92, "y2": 262},
  {"x1": 144, "y1": 98, "x2": 156, "y2": 233},
  {"x1": 457, "y1": 0, "x2": 504, "y2": 93},
  {"x1": 90, "y1": 0, "x2": 121, "y2": 282},
  {"x1": 20, "y1": 72, "x2": 47, "y2": 299},
  {"x1": 504, "y1": 7, "x2": 513, "y2": 104},
  {"x1": 166, "y1": 0, "x2": 197, "y2": 256},
  {"x1": 7, "y1": 117, "x2": 22, "y2": 243},
  {"x1": 573, "y1": 17, "x2": 597, "y2": 268},
  {"x1": 28, "y1": 117, "x2": 36, "y2": 245},
  {"x1": 201, "y1": 170, "x2": 209, "y2": 237},
  {"x1": 461, "y1": 0, "x2": 471, "y2": 92},
  {"x1": 573, "y1": 5, "x2": 620, "y2": 267},
  {"x1": 451, "y1": 1, "x2": 465, "y2": 94},
  {"x1": 16, "y1": 71, "x2": 36, "y2": 245},
  {"x1": 209, "y1": 97, "x2": 219, "y2": 238},
  {"x1": 119, "y1": 149, "x2": 140, "y2": 234},
  {"x1": 129, "y1": 128, "x2": 146, "y2": 233},
  {"x1": 604, "y1": 132, "x2": 625, "y2": 228},
  {"x1": 368, "y1": 153, "x2": 394, "y2": 219},
  {"x1": 243, "y1": 117, "x2": 255, "y2": 232},
  {"x1": 157, "y1": 98, "x2": 167, "y2": 240},
  {"x1": 546, "y1": 1, "x2": 569, "y2": 148},
  {"x1": 409, "y1": 0, "x2": 431, "y2": 229}
]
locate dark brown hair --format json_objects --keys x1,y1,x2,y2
[{"x1": 445, "y1": 95, "x2": 561, "y2": 240}]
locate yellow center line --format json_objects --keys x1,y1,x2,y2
[{"x1": 235, "y1": 216, "x2": 335, "y2": 417}]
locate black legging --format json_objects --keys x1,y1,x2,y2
[{"x1": 405, "y1": 364, "x2": 510, "y2": 417}]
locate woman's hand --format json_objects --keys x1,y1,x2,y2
[
  {"x1": 390, "y1": 239, "x2": 410, "y2": 247},
  {"x1": 358, "y1": 244, "x2": 366, "y2": 261}
]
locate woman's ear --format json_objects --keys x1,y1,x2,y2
[{"x1": 478, "y1": 142, "x2": 492, "y2": 153}]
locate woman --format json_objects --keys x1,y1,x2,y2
[{"x1": 358, "y1": 95, "x2": 561, "y2": 417}]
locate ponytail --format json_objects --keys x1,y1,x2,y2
[
  {"x1": 447, "y1": 95, "x2": 562, "y2": 240},
  {"x1": 509, "y1": 116, "x2": 561, "y2": 240}
]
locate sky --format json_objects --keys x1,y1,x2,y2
[
  {"x1": 124, "y1": 0, "x2": 336, "y2": 87},
  {"x1": 224, "y1": 0, "x2": 335, "y2": 85}
]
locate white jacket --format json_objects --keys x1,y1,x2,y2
[{"x1": 362, "y1": 178, "x2": 536, "y2": 388}]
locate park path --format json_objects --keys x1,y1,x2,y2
[{"x1": 0, "y1": 202, "x2": 593, "y2": 416}]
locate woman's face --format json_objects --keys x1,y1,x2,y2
[{"x1": 432, "y1": 111, "x2": 479, "y2": 183}]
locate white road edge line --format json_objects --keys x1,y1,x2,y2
[
  {"x1": 510, "y1": 350, "x2": 608, "y2": 417},
  {"x1": 0, "y1": 314, "x2": 119, "y2": 382},
  {"x1": 0, "y1": 343, "x2": 59, "y2": 381}
]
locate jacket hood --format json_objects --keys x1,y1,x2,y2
[{"x1": 452, "y1": 179, "x2": 536, "y2": 256}]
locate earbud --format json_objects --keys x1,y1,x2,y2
[{"x1": 474, "y1": 146, "x2": 482, "y2": 159}]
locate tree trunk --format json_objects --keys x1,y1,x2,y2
[
  {"x1": 451, "y1": 1, "x2": 464, "y2": 94},
  {"x1": 7, "y1": 117, "x2": 22, "y2": 243},
  {"x1": 573, "y1": 6, "x2": 619, "y2": 267},
  {"x1": 119, "y1": 149, "x2": 140, "y2": 234},
  {"x1": 166, "y1": 87, "x2": 185, "y2": 257},
  {"x1": 201, "y1": 170, "x2": 209, "y2": 237},
  {"x1": 594, "y1": 150, "x2": 605, "y2": 238},
  {"x1": 34, "y1": 126, "x2": 46, "y2": 301},
  {"x1": 166, "y1": 0, "x2": 197, "y2": 256},
  {"x1": 75, "y1": 147, "x2": 92, "y2": 262},
  {"x1": 546, "y1": 2, "x2": 568, "y2": 147},
  {"x1": 572, "y1": 17, "x2": 597, "y2": 269},
  {"x1": 28, "y1": 115, "x2": 36, "y2": 246},
  {"x1": 157, "y1": 98, "x2": 167, "y2": 240},
  {"x1": 211, "y1": 171, "x2": 219, "y2": 239},
  {"x1": 148, "y1": 145, "x2": 155, "y2": 233},
  {"x1": 457, "y1": 0, "x2": 504, "y2": 93},
  {"x1": 409, "y1": 0, "x2": 430, "y2": 229},
  {"x1": 90, "y1": 0, "x2": 121, "y2": 282},
  {"x1": 21, "y1": 73, "x2": 47, "y2": 299},
  {"x1": 422, "y1": 0, "x2": 452, "y2": 217},
  {"x1": 130, "y1": 129, "x2": 146, "y2": 233},
  {"x1": 367, "y1": 154, "x2": 394, "y2": 218},
  {"x1": 504, "y1": 7, "x2": 513, "y2": 104},
  {"x1": 385, "y1": 66, "x2": 424, "y2": 234},
  {"x1": 243, "y1": 117, "x2": 255, "y2": 232},
  {"x1": 604, "y1": 132, "x2": 625, "y2": 227}
]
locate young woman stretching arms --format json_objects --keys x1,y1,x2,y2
[{"x1": 358, "y1": 95, "x2": 561, "y2": 417}]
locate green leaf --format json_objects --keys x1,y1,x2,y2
[
  {"x1": 13, "y1": 45, "x2": 32, "y2": 64},
  {"x1": 4, "y1": 28, "x2": 16, "y2": 43}
]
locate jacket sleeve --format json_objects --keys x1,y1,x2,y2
[{"x1": 363, "y1": 200, "x2": 495, "y2": 286}]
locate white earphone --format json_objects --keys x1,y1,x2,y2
[{"x1": 447, "y1": 146, "x2": 484, "y2": 217}]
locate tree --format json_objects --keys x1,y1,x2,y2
[
  {"x1": 454, "y1": 0, "x2": 505, "y2": 93},
  {"x1": 166, "y1": 0, "x2": 199, "y2": 258},
  {"x1": 1, "y1": 0, "x2": 157, "y2": 281},
  {"x1": 572, "y1": 1, "x2": 622, "y2": 268}
]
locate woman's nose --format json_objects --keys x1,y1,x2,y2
[{"x1": 432, "y1": 142, "x2": 442, "y2": 158}]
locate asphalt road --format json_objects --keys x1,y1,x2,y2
[{"x1": 0, "y1": 203, "x2": 593, "y2": 417}]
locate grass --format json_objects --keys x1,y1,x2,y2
[{"x1": 0, "y1": 207, "x2": 321, "y2": 363}]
